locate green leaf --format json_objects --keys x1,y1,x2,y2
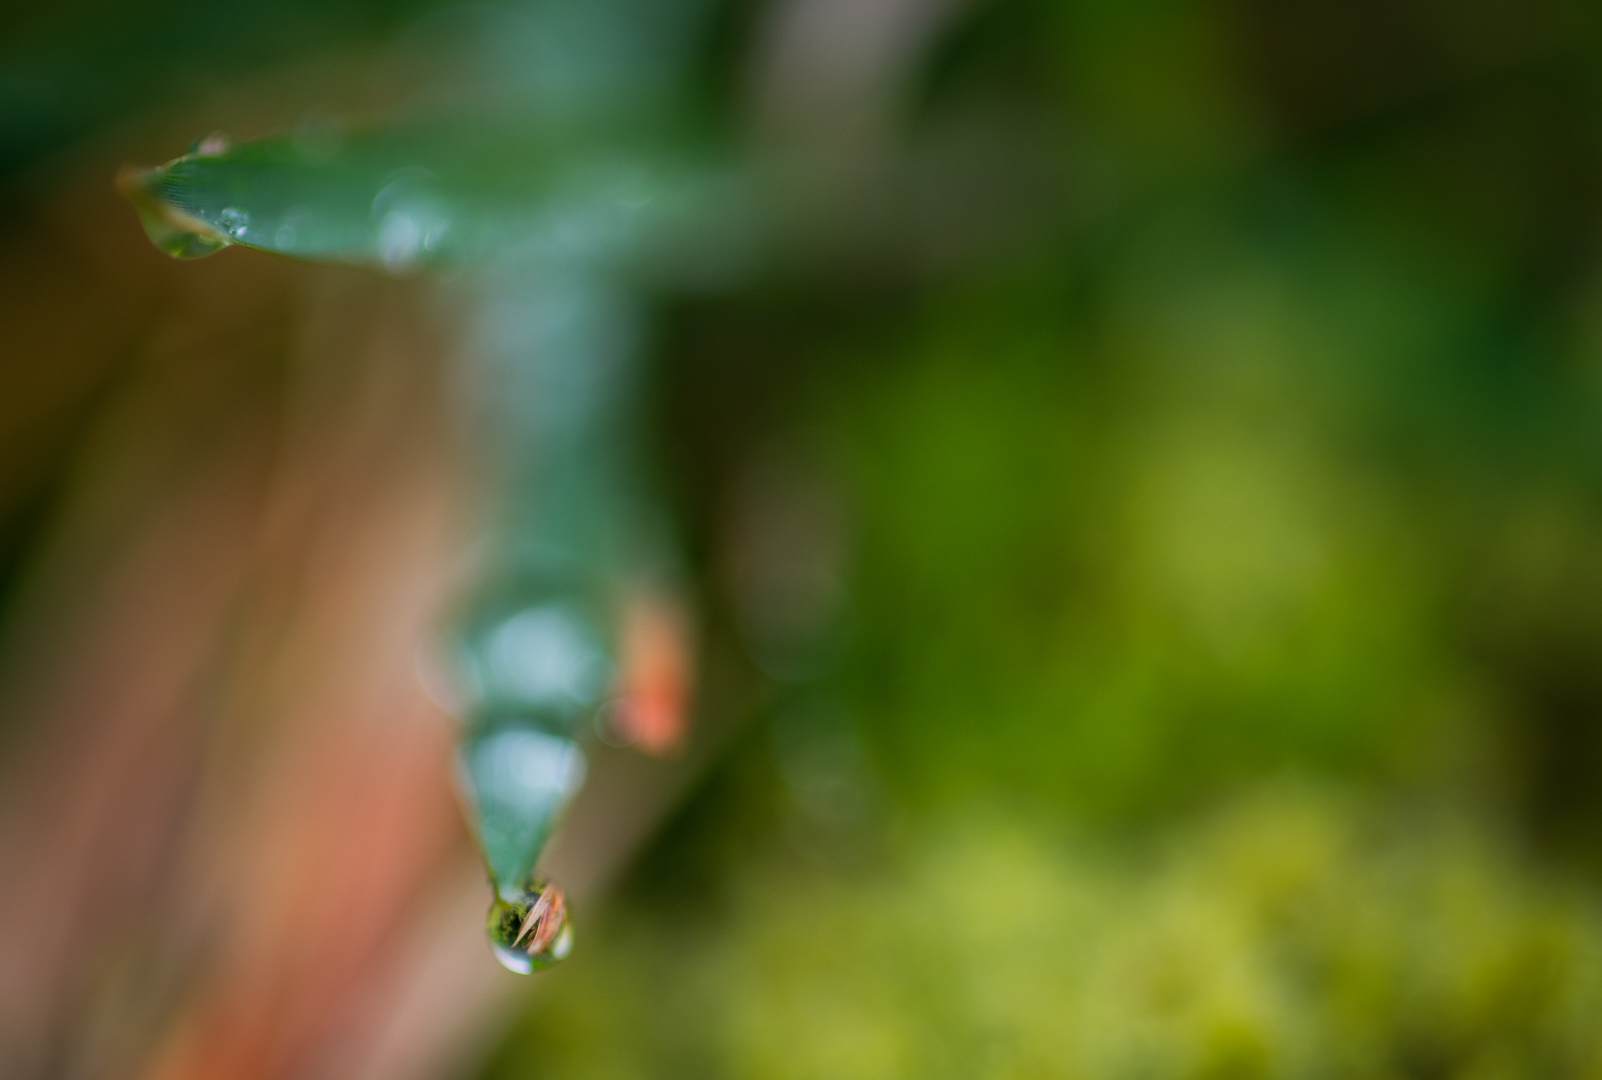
[{"x1": 119, "y1": 122, "x2": 750, "y2": 275}]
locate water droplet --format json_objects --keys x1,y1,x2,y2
[
  {"x1": 152, "y1": 224, "x2": 228, "y2": 259},
  {"x1": 116, "y1": 165, "x2": 229, "y2": 260},
  {"x1": 189, "y1": 131, "x2": 232, "y2": 156},
  {"x1": 218, "y1": 207, "x2": 250, "y2": 239},
  {"x1": 378, "y1": 209, "x2": 424, "y2": 269},
  {"x1": 486, "y1": 878, "x2": 573, "y2": 974},
  {"x1": 484, "y1": 604, "x2": 609, "y2": 707},
  {"x1": 371, "y1": 169, "x2": 452, "y2": 271}
]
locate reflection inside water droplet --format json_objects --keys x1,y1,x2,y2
[{"x1": 486, "y1": 877, "x2": 573, "y2": 974}]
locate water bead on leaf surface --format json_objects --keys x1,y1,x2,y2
[
  {"x1": 189, "y1": 131, "x2": 232, "y2": 156},
  {"x1": 218, "y1": 207, "x2": 250, "y2": 239}
]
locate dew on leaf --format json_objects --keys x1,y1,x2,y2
[
  {"x1": 218, "y1": 207, "x2": 250, "y2": 239},
  {"x1": 189, "y1": 131, "x2": 232, "y2": 156}
]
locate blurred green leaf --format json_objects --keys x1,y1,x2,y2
[{"x1": 120, "y1": 122, "x2": 749, "y2": 276}]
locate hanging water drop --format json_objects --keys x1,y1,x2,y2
[{"x1": 486, "y1": 877, "x2": 573, "y2": 974}]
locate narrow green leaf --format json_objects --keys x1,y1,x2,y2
[{"x1": 119, "y1": 122, "x2": 751, "y2": 276}]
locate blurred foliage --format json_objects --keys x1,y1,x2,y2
[
  {"x1": 640, "y1": 0, "x2": 1602, "y2": 837},
  {"x1": 488, "y1": 787, "x2": 1602, "y2": 1080},
  {"x1": 10, "y1": 0, "x2": 1602, "y2": 1073},
  {"x1": 0, "y1": 0, "x2": 438, "y2": 174},
  {"x1": 485, "y1": 0, "x2": 1602, "y2": 1071}
]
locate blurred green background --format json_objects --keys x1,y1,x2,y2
[{"x1": 10, "y1": 0, "x2": 1602, "y2": 1077}]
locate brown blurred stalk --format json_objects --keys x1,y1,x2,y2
[
  {"x1": 0, "y1": 148, "x2": 481, "y2": 1078},
  {"x1": 0, "y1": 103, "x2": 752, "y2": 1077}
]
